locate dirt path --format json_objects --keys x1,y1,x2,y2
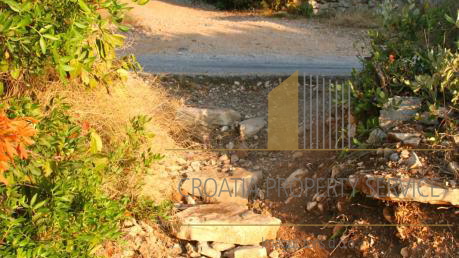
[{"x1": 122, "y1": 0, "x2": 366, "y2": 75}]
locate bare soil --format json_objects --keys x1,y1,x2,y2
[{"x1": 122, "y1": 0, "x2": 366, "y2": 58}]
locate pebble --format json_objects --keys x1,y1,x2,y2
[
  {"x1": 231, "y1": 154, "x2": 239, "y2": 164},
  {"x1": 389, "y1": 152, "x2": 400, "y2": 162},
  {"x1": 447, "y1": 161, "x2": 458, "y2": 174},
  {"x1": 306, "y1": 201, "x2": 317, "y2": 211},
  {"x1": 269, "y1": 249, "x2": 280, "y2": 258},
  {"x1": 400, "y1": 247, "x2": 410, "y2": 257},
  {"x1": 186, "y1": 196, "x2": 196, "y2": 205},
  {"x1": 226, "y1": 141, "x2": 234, "y2": 149},
  {"x1": 400, "y1": 150, "x2": 410, "y2": 159}
]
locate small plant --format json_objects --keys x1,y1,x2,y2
[
  {"x1": 349, "y1": 0, "x2": 459, "y2": 137},
  {"x1": 288, "y1": 2, "x2": 314, "y2": 17},
  {"x1": 0, "y1": 97, "x2": 162, "y2": 256},
  {"x1": 0, "y1": 0, "x2": 147, "y2": 94}
]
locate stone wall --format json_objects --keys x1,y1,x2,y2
[
  {"x1": 308, "y1": 0, "x2": 379, "y2": 14},
  {"x1": 308, "y1": 0, "x2": 448, "y2": 14}
]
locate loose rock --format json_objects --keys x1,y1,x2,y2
[
  {"x1": 186, "y1": 196, "x2": 196, "y2": 205},
  {"x1": 186, "y1": 242, "x2": 200, "y2": 258},
  {"x1": 172, "y1": 203, "x2": 281, "y2": 245},
  {"x1": 388, "y1": 132, "x2": 421, "y2": 147},
  {"x1": 225, "y1": 246, "x2": 268, "y2": 258},
  {"x1": 239, "y1": 117, "x2": 266, "y2": 139},
  {"x1": 306, "y1": 201, "x2": 317, "y2": 211},
  {"x1": 400, "y1": 247, "x2": 410, "y2": 258},
  {"x1": 198, "y1": 242, "x2": 221, "y2": 258},
  {"x1": 177, "y1": 107, "x2": 241, "y2": 127},
  {"x1": 389, "y1": 152, "x2": 400, "y2": 162},
  {"x1": 211, "y1": 242, "x2": 235, "y2": 252},
  {"x1": 406, "y1": 152, "x2": 422, "y2": 168},
  {"x1": 379, "y1": 96, "x2": 422, "y2": 130},
  {"x1": 447, "y1": 161, "x2": 459, "y2": 174},
  {"x1": 268, "y1": 249, "x2": 279, "y2": 258},
  {"x1": 181, "y1": 167, "x2": 261, "y2": 205},
  {"x1": 282, "y1": 169, "x2": 308, "y2": 188},
  {"x1": 367, "y1": 128, "x2": 387, "y2": 145}
]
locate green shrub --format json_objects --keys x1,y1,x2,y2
[
  {"x1": 287, "y1": 2, "x2": 313, "y2": 17},
  {"x1": 349, "y1": 0, "x2": 459, "y2": 136},
  {"x1": 0, "y1": 0, "x2": 146, "y2": 93},
  {"x1": 0, "y1": 97, "x2": 161, "y2": 256}
]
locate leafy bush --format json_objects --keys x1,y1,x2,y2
[
  {"x1": 0, "y1": 0, "x2": 146, "y2": 93},
  {"x1": 287, "y1": 2, "x2": 313, "y2": 17},
  {"x1": 349, "y1": 0, "x2": 459, "y2": 135},
  {"x1": 0, "y1": 97, "x2": 161, "y2": 256},
  {"x1": 205, "y1": 0, "x2": 291, "y2": 11}
]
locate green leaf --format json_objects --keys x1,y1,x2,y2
[
  {"x1": 3, "y1": 0, "x2": 22, "y2": 12},
  {"x1": 39, "y1": 36, "x2": 46, "y2": 54},
  {"x1": 43, "y1": 34, "x2": 59, "y2": 40},
  {"x1": 90, "y1": 131, "x2": 103, "y2": 153},
  {"x1": 118, "y1": 25, "x2": 130, "y2": 32},
  {"x1": 10, "y1": 67, "x2": 20, "y2": 79},
  {"x1": 30, "y1": 194, "x2": 37, "y2": 207},
  {"x1": 137, "y1": 0, "x2": 149, "y2": 5},
  {"x1": 74, "y1": 22, "x2": 87, "y2": 29},
  {"x1": 445, "y1": 14, "x2": 455, "y2": 24},
  {"x1": 78, "y1": 0, "x2": 91, "y2": 13}
]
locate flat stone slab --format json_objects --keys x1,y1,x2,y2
[
  {"x1": 181, "y1": 167, "x2": 262, "y2": 205},
  {"x1": 225, "y1": 246, "x2": 268, "y2": 258},
  {"x1": 388, "y1": 132, "x2": 421, "y2": 147},
  {"x1": 349, "y1": 173, "x2": 459, "y2": 206},
  {"x1": 177, "y1": 107, "x2": 241, "y2": 127},
  {"x1": 172, "y1": 203, "x2": 281, "y2": 245},
  {"x1": 379, "y1": 96, "x2": 422, "y2": 130}
]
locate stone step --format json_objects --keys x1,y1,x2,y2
[
  {"x1": 171, "y1": 203, "x2": 281, "y2": 245},
  {"x1": 180, "y1": 167, "x2": 262, "y2": 205}
]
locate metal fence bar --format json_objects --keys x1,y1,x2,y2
[
  {"x1": 315, "y1": 75, "x2": 319, "y2": 149},
  {"x1": 341, "y1": 81, "x2": 345, "y2": 149},
  {"x1": 329, "y1": 79, "x2": 332, "y2": 149},
  {"x1": 300, "y1": 75, "x2": 352, "y2": 150},
  {"x1": 348, "y1": 83, "x2": 351, "y2": 149},
  {"x1": 309, "y1": 75, "x2": 312, "y2": 149},
  {"x1": 303, "y1": 73, "x2": 306, "y2": 149},
  {"x1": 322, "y1": 76, "x2": 326, "y2": 149},
  {"x1": 335, "y1": 80, "x2": 338, "y2": 149}
]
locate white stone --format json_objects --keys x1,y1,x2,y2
[
  {"x1": 186, "y1": 196, "x2": 196, "y2": 205},
  {"x1": 225, "y1": 246, "x2": 268, "y2": 258},
  {"x1": 177, "y1": 107, "x2": 241, "y2": 127},
  {"x1": 447, "y1": 161, "x2": 458, "y2": 174},
  {"x1": 282, "y1": 169, "x2": 308, "y2": 188},
  {"x1": 405, "y1": 152, "x2": 422, "y2": 169},
  {"x1": 306, "y1": 201, "x2": 317, "y2": 211},
  {"x1": 172, "y1": 203, "x2": 281, "y2": 245},
  {"x1": 211, "y1": 242, "x2": 235, "y2": 252},
  {"x1": 239, "y1": 117, "x2": 266, "y2": 139},
  {"x1": 268, "y1": 250, "x2": 280, "y2": 258},
  {"x1": 388, "y1": 132, "x2": 421, "y2": 147},
  {"x1": 379, "y1": 96, "x2": 422, "y2": 130},
  {"x1": 198, "y1": 242, "x2": 221, "y2": 258},
  {"x1": 180, "y1": 167, "x2": 261, "y2": 205}
]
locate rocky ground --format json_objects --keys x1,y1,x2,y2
[
  {"x1": 102, "y1": 75, "x2": 458, "y2": 258},
  {"x1": 104, "y1": 1, "x2": 457, "y2": 257}
]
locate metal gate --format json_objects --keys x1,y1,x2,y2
[{"x1": 300, "y1": 74, "x2": 352, "y2": 150}]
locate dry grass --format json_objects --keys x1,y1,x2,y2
[
  {"x1": 395, "y1": 202, "x2": 457, "y2": 257},
  {"x1": 35, "y1": 73, "x2": 194, "y2": 204},
  {"x1": 36, "y1": 73, "x2": 186, "y2": 153}
]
